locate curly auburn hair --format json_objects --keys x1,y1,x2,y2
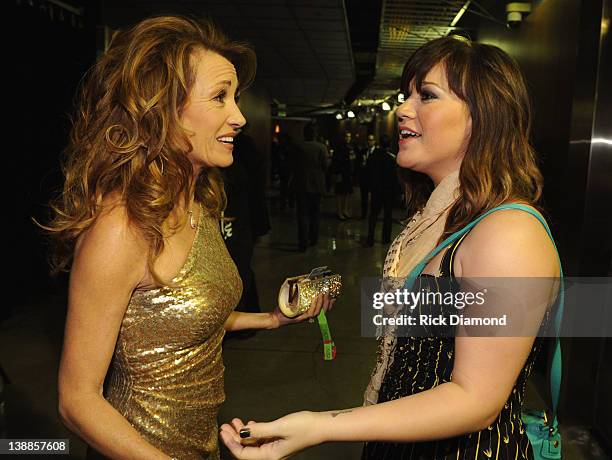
[
  {"x1": 398, "y1": 36, "x2": 543, "y2": 239},
  {"x1": 41, "y1": 15, "x2": 256, "y2": 281}
]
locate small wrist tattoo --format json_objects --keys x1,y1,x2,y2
[{"x1": 330, "y1": 409, "x2": 353, "y2": 418}]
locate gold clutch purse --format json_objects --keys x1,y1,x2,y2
[{"x1": 277, "y1": 266, "x2": 342, "y2": 318}]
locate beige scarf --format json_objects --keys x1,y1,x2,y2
[{"x1": 363, "y1": 170, "x2": 461, "y2": 406}]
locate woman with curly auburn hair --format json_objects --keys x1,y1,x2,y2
[
  {"x1": 47, "y1": 15, "x2": 333, "y2": 460},
  {"x1": 220, "y1": 37, "x2": 561, "y2": 460}
]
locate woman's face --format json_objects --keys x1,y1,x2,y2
[
  {"x1": 181, "y1": 49, "x2": 246, "y2": 170},
  {"x1": 395, "y1": 62, "x2": 471, "y2": 185}
]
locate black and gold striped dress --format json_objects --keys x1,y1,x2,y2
[{"x1": 362, "y1": 232, "x2": 549, "y2": 460}]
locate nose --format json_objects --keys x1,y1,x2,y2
[
  {"x1": 229, "y1": 103, "x2": 247, "y2": 130},
  {"x1": 396, "y1": 100, "x2": 416, "y2": 123}
]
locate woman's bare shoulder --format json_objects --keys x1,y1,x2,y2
[
  {"x1": 73, "y1": 194, "x2": 149, "y2": 282},
  {"x1": 455, "y1": 205, "x2": 559, "y2": 278}
]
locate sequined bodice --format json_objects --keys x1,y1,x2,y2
[{"x1": 102, "y1": 208, "x2": 242, "y2": 460}]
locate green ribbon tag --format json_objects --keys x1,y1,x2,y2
[{"x1": 317, "y1": 311, "x2": 336, "y2": 360}]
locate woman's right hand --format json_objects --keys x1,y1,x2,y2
[
  {"x1": 269, "y1": 293, "x2": 335, "y2": 329},
  {"x1": 220, "y1": 411, "x2": 326, "y2": 460}
]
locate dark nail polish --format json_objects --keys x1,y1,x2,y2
[{"x1": 239, "y1": 427, "x2": 251, "y2": 439}]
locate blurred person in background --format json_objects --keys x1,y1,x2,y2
[
  {"x1": 221, "y1": 124, "x2": 270, "y2": 340},
  {"x1": 357, "y1": 133, "x2": 377, "y2": 220},
  {"x1": 275, "y1": 132, "x2": 296, "y2": 211},
  {"x1": 365, "y1": 134, "x2": 398, "y2": 246},
  {"x1": 290, "y1": 123, "x2": 327, "y2": 252},
  {"x1": 332, "y1": 131, "x2": 355, "y2": 219},
  {"x1": 320, "y1": 137, "x2": 335, "y2": 196}
]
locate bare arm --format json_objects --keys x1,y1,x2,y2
[
  {"x1": 224, "y1": 295, "x2": 334, "y2": 331},
  {"x1": 57, "y1": 205, "x2": 171, "y2": 460},
  {"x1": 315, "y1": 337, "x2": 534, "y2": 443},
  {"x1": 224, "y1": 311, "x2": 276, "y2": 331}
]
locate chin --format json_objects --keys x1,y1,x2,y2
[
  {"x1": 201, "y1": 153, "x2": 234, "y2": 169},
  {"x1": 396, "y1": 151, "x2": 420, "y2": 170},
  {"x1": 215, "y1": 156, "x2": 234, "y2": 168}
]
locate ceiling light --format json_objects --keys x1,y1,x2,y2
[
  {"x1": 335, "y1": 112, "x2": 343, "y2": 120},
  {"x1": 451, "y1": 0, "x2": 471, "y2": 27},
  {"x1": 381, "y1": 102, "x2": 391, "y2": 111},
  {"x1": 347, "y1": 110, "x2": 356, "y2": 118},
  {"x1": 397, "y1": 93, "x2": 405, "y2": 103}
]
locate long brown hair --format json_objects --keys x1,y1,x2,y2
[
  {"x1": 41, "y1": 15, "x2": 256, "y2": 280},
  {"x1": 398, "y1": 36, "x2": 543, "y2": 238}
]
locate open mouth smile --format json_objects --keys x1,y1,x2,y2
[
  {"x1": 217, "y1": 136, "x2": 235, "y2": 145},
  {"x1": 399, "y1": 128, "x2": 422, "y2": 140}
]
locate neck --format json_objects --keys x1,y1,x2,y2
[
  {"x1": 421, "y1": 169, "x2": 460, "y2": 217},
  {"x1": 188, "y1": 167, "x2": 202, "y2": 203},
  {"x1": 429, "y1": 168, "x2": 460, "y2": 187},
  {"x1": 173, "y1": 187, "x2": 196, "y2": 216}
]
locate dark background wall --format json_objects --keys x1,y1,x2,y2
[
  {"x1": 12, "y1": 2, "x2": 97, "y2": 307},
  {"x1": 238, "y1": 82, "x2": 272, "y2": 187},
  {"x1": 239, "y1": 82, "x2": 272, "y2": 160},
  {"x1": 472, "y1": 0, "x2": 583, "y2": 269}
]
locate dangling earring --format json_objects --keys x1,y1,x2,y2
[{"x1": 187, "y1": 209, "x2": 196, "y2": 229}]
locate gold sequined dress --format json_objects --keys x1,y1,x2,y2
[{"x1": 89, "y1": 206, "x2": 242, "y2": 460}]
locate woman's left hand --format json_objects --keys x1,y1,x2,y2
[
  {"x1": 219, "y1": 411, "x2": 324, "y2": 460},
  {"x1": 269, "y1": 293, "x2": 335, "y2": 329}
]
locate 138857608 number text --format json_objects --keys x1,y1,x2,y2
[{"x1": 0, "y1": 439, "x2": 69, "y2": 455}]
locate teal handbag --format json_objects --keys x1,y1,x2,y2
[
  {"x1": 403, "y1": 203, "x2": 563, "y2": 459},
  {"x1": 521, "y1": 266, "x2": 563, "y2": 459}
]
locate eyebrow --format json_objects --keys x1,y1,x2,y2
[
  {"x1": 421, "y1": 81, "x2": 443, "y2": 88},
  {"x1": 205, "y1": 80, "x2": 235, "y2": 98},
  {"x1": 210, "y1": 80, "x2": 232, "y2": 90}
]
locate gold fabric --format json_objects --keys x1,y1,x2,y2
[{"x1": 102, "y1": 206, "x2": 242, "y2": 459}]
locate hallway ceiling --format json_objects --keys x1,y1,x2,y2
[
  {"x1": 101, "y1": 0, "x2": 355, "y2": 112},
  {"x1": 100, "y1": 0, "x2": 480, "y2": 114},
  {"x1": 364, "y1": 0, "x2": 468, "y2": 102}
]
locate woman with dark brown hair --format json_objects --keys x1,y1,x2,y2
[
  {"x1": 220, "y1": 36, "x2": 561, "y2": 460},
  {"x1": 46, "y1": 16, "x2": 331, "y2": 460}
]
